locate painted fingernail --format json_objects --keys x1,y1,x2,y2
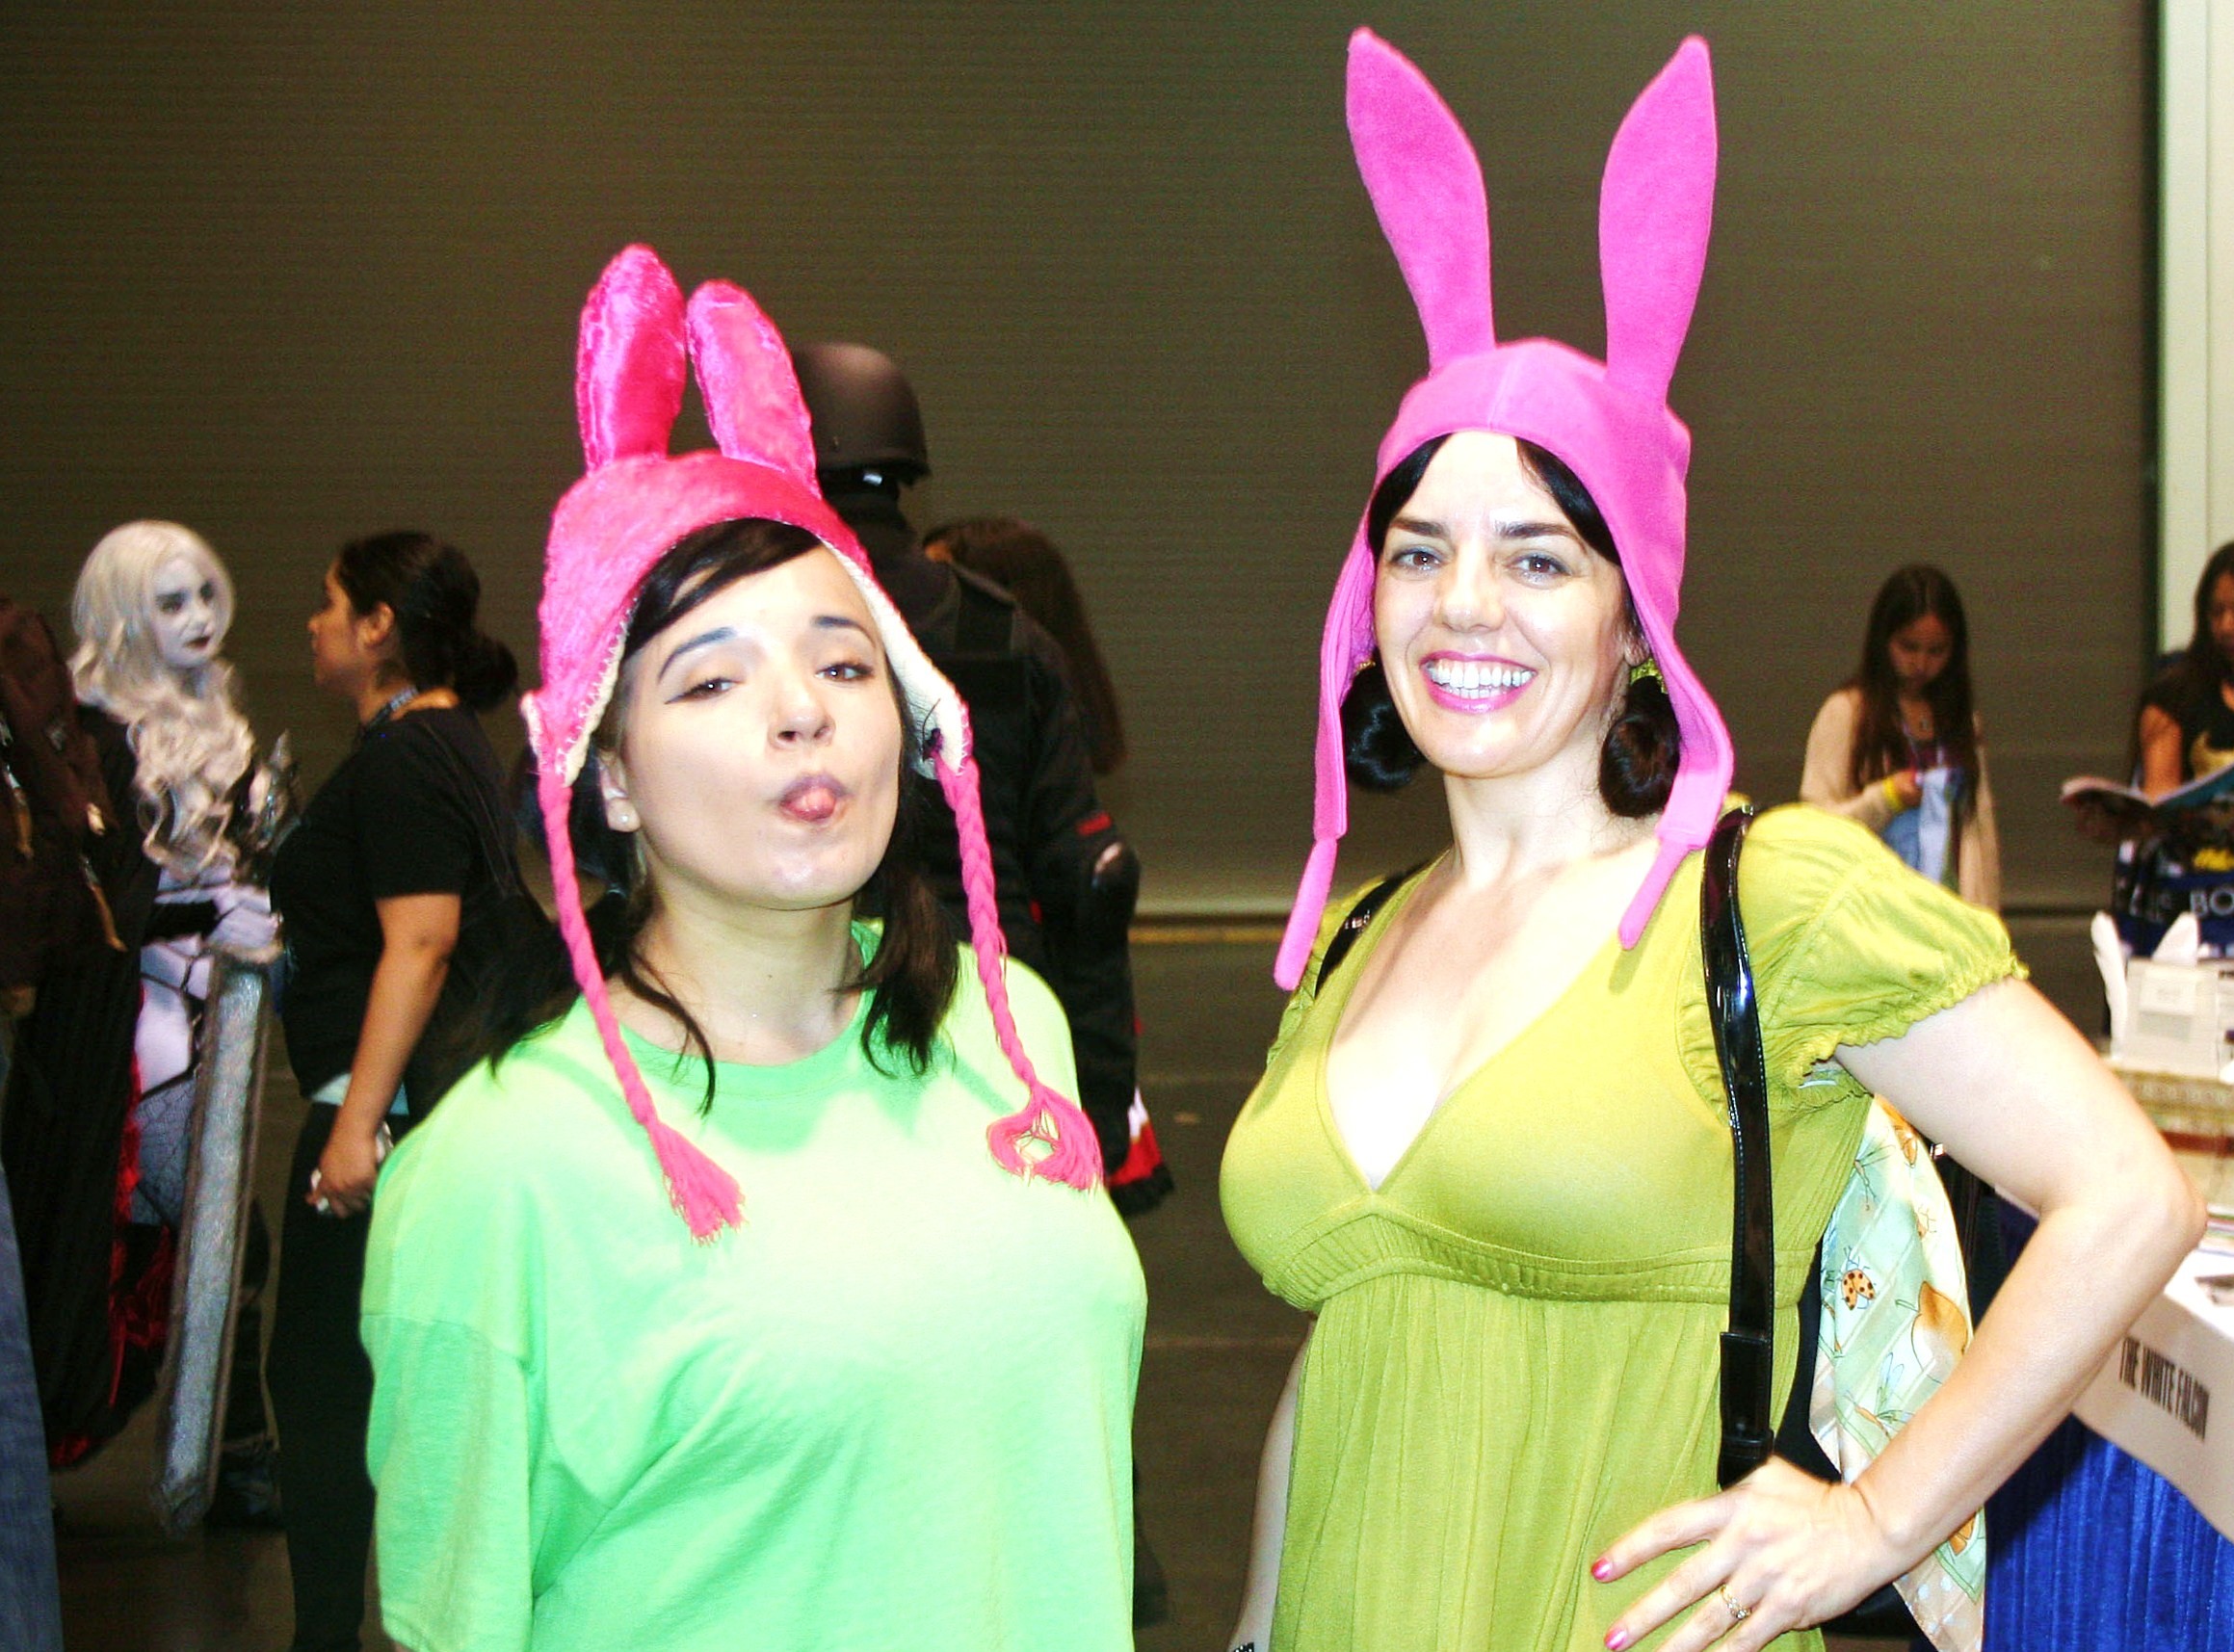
[
  {"x1": 1590, "y1": 1557, "x2": 1613, "y2": 1582},
  {"x1": 1605, "y1": 1630, "x2": 1630, "y2": 1651}
]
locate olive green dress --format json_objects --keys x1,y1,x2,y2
[{"x1": 1221, "y1": 808, "x2": 2021, "y2": 1652}]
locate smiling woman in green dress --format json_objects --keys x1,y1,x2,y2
[{"x1": 1220, "y1": 31, "x2": 2200, "y2": 1652}]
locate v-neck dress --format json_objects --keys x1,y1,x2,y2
[{"x1": 1221, "y1": 807, "x2": 2020, "y2": 1652}]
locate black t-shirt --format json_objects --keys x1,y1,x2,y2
[
  {"x1": 2142, "y1": 669, "x2": 2234, "y2": 783},
  {"x1": 270, "y1": 705, "x2": 512, "y2": 1109}
]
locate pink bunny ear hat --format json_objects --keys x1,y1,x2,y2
[
  {"x1": 522, "y1": 245, "x2": 1100, "y2": 1238},
  {"x1": 1275, "y1": 31, "x2": 1733, "y2": 990}
]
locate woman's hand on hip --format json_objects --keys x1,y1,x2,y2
[
  {"x1": 1592, "y1": 1456, "x2": 1898, "y2": 1651},
  {"x1": 310, "y1": 1118, "x2": 385, "y2": 1218}
]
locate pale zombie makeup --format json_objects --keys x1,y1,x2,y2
[
  {"x1": 150, "y1": 552, "x2": 224, "y2": 674},
  {"x1": 1374, "y1": 431, "x2": 1634, "y2": 786},
  {"x1": 602, "y1": 546, "x2": 905, "y2": 913}
]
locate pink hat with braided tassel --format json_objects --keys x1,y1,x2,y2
[
  {"x1": 1275, "y1": 31, "x2": 1733, "y2": 991},
  {"x1": 522, "y1": 245, "x2": 1101, "y2": 1238}
]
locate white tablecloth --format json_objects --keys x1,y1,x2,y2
[
  {"x1": 2086, "y1": 1061, "x2": 2234, "y2": 1538},
  {"x1": 2072, "y1": 1242, "x2": 2234, "y2": 1540}
]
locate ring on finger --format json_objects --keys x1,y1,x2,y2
[{"x1": 1718, "y1": 1585, "x2": 1753, "y2": 1623}]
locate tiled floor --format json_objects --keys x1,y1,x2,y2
[{"x1": 49, "y1": 917, "x2": 2104, "y2": 1648}]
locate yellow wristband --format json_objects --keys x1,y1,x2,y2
[{"x1": 1880, "y1": 774, "x2": 1905, "y2": 809}]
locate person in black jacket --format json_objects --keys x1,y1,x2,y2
[
  {"x1": 793, "y1": 345, "x2": 1166, "y2": 1629},
  {"x1": 792, "y1": 345, "x2": 1141, "y2": 1186}
]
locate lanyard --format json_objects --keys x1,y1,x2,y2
[{"x1": 358, "y1": 686, "x2": 421, "y2": 742}]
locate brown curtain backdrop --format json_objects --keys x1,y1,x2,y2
[{"x1": 1, "y1": 1, "x2": 2149, "y2": 912}]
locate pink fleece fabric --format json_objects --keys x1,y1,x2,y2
[
  {"x1": 524, "y1": 246, "x2": 1099, "y2": 1237},
  {"x1": 1275, "y1": 31, "x2": 1732, "y2": 989}
]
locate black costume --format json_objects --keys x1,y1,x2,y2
[
  {"x1": 0, "y1": 708, "x2": 271, "y2": 1466},
  {"x1": 824, "y1": 479, "x2": 1140, "y2": 1176}
]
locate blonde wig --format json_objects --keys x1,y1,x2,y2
[{"x1": 69, "y1": 521, "x2": 254, "y2": 878}]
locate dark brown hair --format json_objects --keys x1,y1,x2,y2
[
  {"x1": 2141, "y1": 542, "x2": 2234, "y2": 763},
  {"x1": 333, "y1": 530, "x2": 517, "y2": 712},
  {"x1": 923, "y1": 515, "x2": 1130, "y2": 774},
  {"x1": 1844, "y1": 564, "x2": 1978, "y2": 826},
  {"x1": 483, "y1": 518, "x2": 957, "y2": 1106},
  {"x1": 1340, "y1": 435, "x2": 1679, "y2": 816}
]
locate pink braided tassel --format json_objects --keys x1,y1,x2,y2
[
  {"x1": 933, "y1": 751, "x2": 1103, "y2": 1190},
  {"x1": 537, "y1": 765, "x2": 744, "y2": 1239}
]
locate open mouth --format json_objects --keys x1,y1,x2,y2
[
  {"x1": 776, "y1": 774, "x2": 848, "y2": 825},
  {"x1": 1421, "y1": 655, "x2": 1534, "y2": 711}
]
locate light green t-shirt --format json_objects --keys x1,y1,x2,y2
[{"x1": 361, "y1": 936, "x2": 1145, "y2": 1652}]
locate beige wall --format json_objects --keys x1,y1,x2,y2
[{"x1": 1, "y1": 2, "x2": 2151, "y2": 912}]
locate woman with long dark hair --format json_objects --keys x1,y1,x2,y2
[
  {"x1": 358, "y1": 249, "x2": 1141, "y2": 1652},
  {"x1": 263, "y1": 529, "x2": 520, "y2": 1652},
  {"x1": 2139, "y1": 540, "x2": 2234, "y2": 793},
  {"x1": 1222, "y1": 34, "x2": 2195, "y2": 1652},
  {"x1": 1800, "y1": 565, "x2": 2000, "y2": 906}
]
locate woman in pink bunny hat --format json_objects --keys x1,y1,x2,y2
[
  {"x1": 1220, "y1": 30, "x2": 2195, "y2": 1652},
  {"x1": 356, "y1": 247, "x2": 1143, "y2": 1652}
]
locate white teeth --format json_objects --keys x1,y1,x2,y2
[{"x1": 1424, "y1": 659, "x2": 1534, "y2": 695}]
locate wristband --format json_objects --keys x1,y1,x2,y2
[{"x1": 1880, "y1": 774, "x2": 1905, "y2": 809}]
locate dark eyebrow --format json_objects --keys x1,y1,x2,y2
[
  {"x1": 657, "y1": 616, "x2": 872, "y2": 684},
  {"x1": 1496, "y1": 519, "x2": 1582, "y2": 543},
  {"x1": 1386, "y1": 514, "x2": 1581, "y2": 544},
  {"x1": 657, "y1": 626, "x2": 739, "y2": 684}
]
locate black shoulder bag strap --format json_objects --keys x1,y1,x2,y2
[
  {"x1": 1314, "y1": 864, "x2": 1424, "y2": 993},
  {"x1": 1702, "y1": 805, "x2": 1777, "y2": 1487}
]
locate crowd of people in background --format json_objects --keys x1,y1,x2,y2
[
  {"x1": 0, "y1": 25, "x2": 2218, "y2": 1652},
  {"x1": 0, "y1": 295, "x2": 1166, "y2": 1650}
]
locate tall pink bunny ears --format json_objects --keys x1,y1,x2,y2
[
  {"x1": 522, "y1": 246, "x2": 1101, "y2": 1237},
  {"x1": 1275, "y1": 31, "x2": 1733, "y2": 990}
]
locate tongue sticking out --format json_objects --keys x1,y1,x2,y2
[{"x1": 780, "y1": 782, "x2": 840, "y2": 825}]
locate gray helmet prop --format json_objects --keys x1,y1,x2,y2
[{"x1": 790, "y1": 342, "x2": 932, "y2": 483}]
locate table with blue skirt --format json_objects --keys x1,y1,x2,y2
[{"x1": 1984, "y1": 1205, "x2": 2234, "y2": 1649}]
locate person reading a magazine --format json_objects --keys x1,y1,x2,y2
[
  {"x1": 2139, "y1": 543, "x2": 2234, "y2": 796},
  {"x1": 2066, "y1": 543, "x2": 2234, "y2": 952},
  {"x1": 1802, "y1": 565, "x2": 2000, "y2": 907}
]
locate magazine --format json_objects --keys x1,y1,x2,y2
[{"x1": 2063, "y1": 762, "x2": 2234, "y2": 850}]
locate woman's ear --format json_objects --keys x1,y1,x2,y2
[
  {"x1": 355, "y1": 600, "x2": 399, "y2": 656},
  {"x1": 596, "y1": 749, "x2": 642, "y2": 833}
]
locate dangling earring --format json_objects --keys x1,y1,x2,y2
[{"x1": 1628, "y1": 656, "x2": 1663, "y2": 687}]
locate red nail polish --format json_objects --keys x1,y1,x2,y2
[
  {"x1": 1591, "y1": 1558, "x2": 1613, "y2": 1582},
  {"x1": 1606, "y1": 1630, "x2": 1630, "y2": 1651}
]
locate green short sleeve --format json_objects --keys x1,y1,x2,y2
[
  {"x1": 363, "y1": 1315, "x2": 537, "y2": 1652},
  {"x1": 1740, "y1": 808, "x2": 2026, "y2": 1098}
]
